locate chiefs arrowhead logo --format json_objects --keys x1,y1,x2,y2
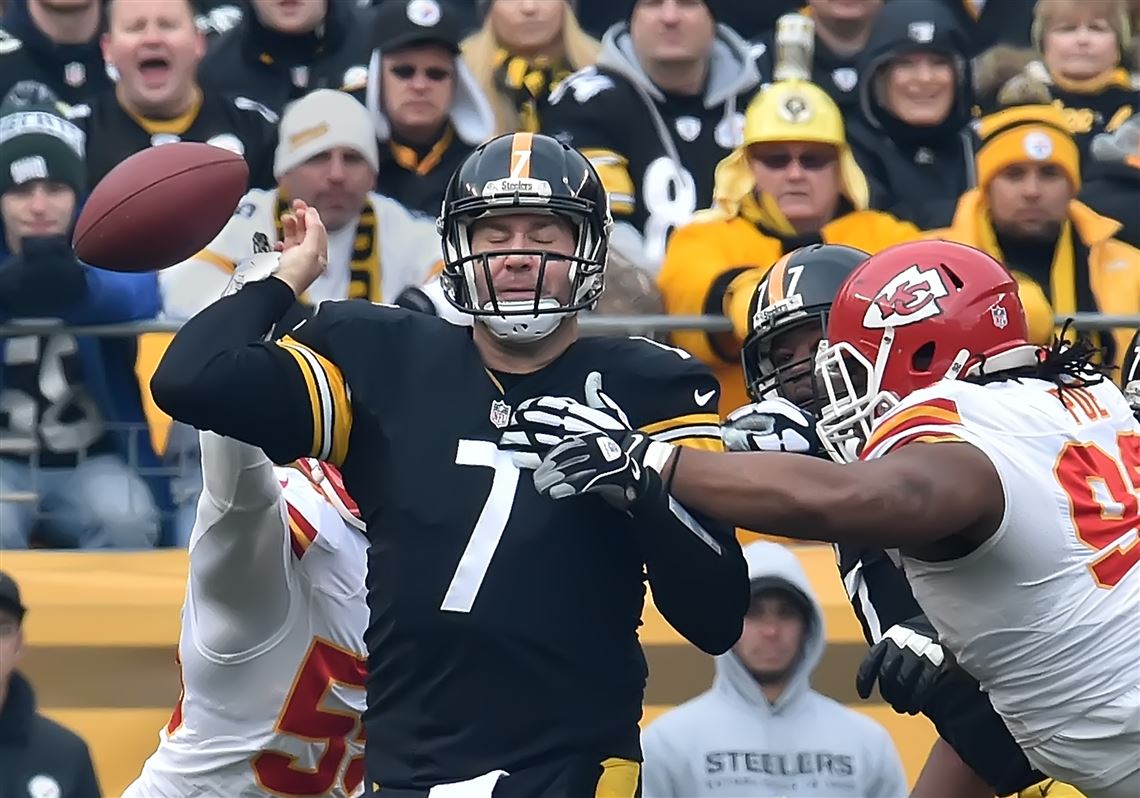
[{"x1": 863, "y1": 264, "x2": 950, "y2": 329}]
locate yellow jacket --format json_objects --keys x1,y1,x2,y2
[
  {"x1": 659, "y1": 202, "x2": 920, "y2": 414},
  {"x1": 930, "y1": 190, "x2": 1140, "y2": 371}
]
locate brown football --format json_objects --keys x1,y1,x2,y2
[{"x1": 73, "y1": 142, "x2": 249, "y2": 272}]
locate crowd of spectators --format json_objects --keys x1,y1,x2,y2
[{"x1": 0, "y1": 0, "x2": 1137, "y2": 549}]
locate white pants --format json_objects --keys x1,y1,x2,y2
[{"x1": 1023, "y1": 685, "x2": 1140, "y2": 798}]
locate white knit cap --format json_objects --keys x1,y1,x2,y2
[{"x1": 273, "y1": 89, "x2": 380, "y2": 179}]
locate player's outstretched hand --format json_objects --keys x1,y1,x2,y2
[
  {"x1": 501, "y1": 371, "x2": 631, "y2": 470},
  {"x1": 856, "y1": 615, "x2": 953, "y2": 715},
  {"x1": 274, "y1": 199, "x2": 329, "y2": 298},
  {"x1": 722, "y1": 397, "x2": 823, "y2": 456}
]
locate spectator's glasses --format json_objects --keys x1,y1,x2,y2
[
  {"x1": 750, "y1": 151, "x2": 837, "y2": 171},
  {"x1": 388, "y1": 64, "x2": 453, "y2": 82}
]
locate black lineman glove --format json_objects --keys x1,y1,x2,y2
[
  {"x1": 856, "y1": 614, "x2": 954, "y2": 715},
  {"x1": 532, "y1": 430, "x2": 660, "y2": 510},
  {"x1": 722, "y1": 397, "x2": 823, "y2": 456},
  {"x1": 500, "y1": 370, "x2": 633, "y2": 470}
]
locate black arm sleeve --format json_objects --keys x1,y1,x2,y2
[
  {"x1": 150, "y1": 276, "x2": 315, "y2": 465},
  {"x1": 632, "y1": 465, "x2": 749, "y2": 655}
]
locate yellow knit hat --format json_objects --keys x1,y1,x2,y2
[
  {"x1": 975, "y1": 103, "x2": 1081, "y2": 192},
  {"x1": 706, "y1": 80, "x2": 869, "y2": 221}
]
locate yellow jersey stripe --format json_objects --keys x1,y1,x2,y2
[
  {"x1": 276, "y1": 336, "x2": 354, "y2": 465},
  {"x1": 672, "y1": 435, "x2": 724, "y2": 452},
  {"x1": 595, "y1": 757, "x2": 640, "y2": 798},
  {"x1": 641, "y1": 412, "x2": 720, "y2": 436}
]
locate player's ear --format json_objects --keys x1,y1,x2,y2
[{"x1": 193, "y1": 28, "x2": 206, "y2": 61}]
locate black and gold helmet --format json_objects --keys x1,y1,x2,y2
[
  {"x1": 742, "y1": 244, "x2": 870, "y2": 410},
  {"x1": 438, "y1": 132, "x2": 612, "y2": 341}
]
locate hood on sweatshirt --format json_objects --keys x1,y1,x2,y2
[
  {"x1": 714, "y1": 541, "x2": 826, "y2": 715},
  {"x1": 858, "y1": 0, "x2": 973, "y2": 144},
  {"x1": 593, "y1": 20, "x2": 760, "y2": 169}
]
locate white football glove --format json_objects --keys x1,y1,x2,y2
[
  {"x1": 721, "y1": 397, "x2": 822, "y2": 456},
  {"x1": 500, "y1": 371, "x2": 633, "y2": 470}
]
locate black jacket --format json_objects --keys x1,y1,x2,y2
[
  {"x1": 848, "y1": 0, "x2": 977, "y2": 230},
  {"x1": 1080, "y1": 158, "x2": 1140, "y2": 249},
  {"x1": 197, "y1": 1, "x2": 376, "y2": 115},
  {"x1": 0, "y1": 673, "x2": 100, "y2": 798}
]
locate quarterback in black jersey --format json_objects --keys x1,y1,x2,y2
[
  {"x1": 720, "y1": 244, "x2": 1057, "y2": 798},
  {"x1": 152, "y1": 132, "x2": 749, "y2": 796}
]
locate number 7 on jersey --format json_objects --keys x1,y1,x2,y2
[{"x1": 441, "y1": 440, "x2": 521, "y2": 613}]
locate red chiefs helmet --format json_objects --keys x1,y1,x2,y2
[
  {"x1": 815, "y1": 240, "x2": 1037, "y2": 462},
  {"x1": 294, "y1": 459, "x2": 364, "y2": 532}
]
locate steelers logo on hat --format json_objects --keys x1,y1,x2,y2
[
  {"x1": 1023, "y1": 130, "x2": 1054, "y2": 160},
  {"x1": 407, "y1": 0, "x2": 442, "y2": 27},
  {"x1": 779, "y1": 94, "x2": 813, "y2": 124}
]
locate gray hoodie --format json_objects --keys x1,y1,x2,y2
[{"x1": 641, "y1": 542, "x2": 908, "y2": 797}]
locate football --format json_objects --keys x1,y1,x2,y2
[{"x1": 73, "y1": 142, "x2": 249, "y2": 272}]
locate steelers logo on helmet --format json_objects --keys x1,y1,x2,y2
[
  {"x1": 741, "y1": 244, "x2": 870, "y2": 413},
  {"x1": 779, "y1": 93, "x2": 813, "y2": 124},
  {"x1": 438, "y1": 132, "x2": 613, "y2": 343}
]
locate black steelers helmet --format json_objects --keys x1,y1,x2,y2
[
  {"x1": 742, "y1": 244, "x2": 870, "y2": 409},
  {"x1": 438, "y1": 132, "x2": 612, "y2": 340}
]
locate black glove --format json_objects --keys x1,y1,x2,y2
[
  {"x1": 721, "y1": 397, "x2": 823, "y2": 456},
  {"x1": 533, "y1": 429, "x2": 669, "y2": 511},
  {"x1": 856, "y1": 614, "x2": 954, "y2": 715},
  {"x1": 393, "y1": 285, "x2": 438, "y2": 316},
  {"x1": 0, "y1": 235, "x2": 87, "y2": 314}
]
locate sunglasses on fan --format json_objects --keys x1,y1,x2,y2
[{"x1": 388, "y1": 64, "x2": 453, "y2": 82}]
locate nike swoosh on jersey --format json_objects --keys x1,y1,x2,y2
[{"x1": 694, "y1": 389, "x2": 716, "y2": 407}]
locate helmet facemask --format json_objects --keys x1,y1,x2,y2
[
  {"x1": 440, "y1": 199, "x2": 607, "y2": 343},
  {"x1": 815, "y1": 328, "x2": 902, "y2": 464},
  {"x1": 743, "y1": 299, "x2": 832, "y2": 416}
]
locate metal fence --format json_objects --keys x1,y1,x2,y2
[{"x1": 2, "y1": 313, "x2": 1136, "y2": 547}]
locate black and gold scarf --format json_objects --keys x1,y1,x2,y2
[
  {"x1": 275, "y1": 191, "x2": 382, "y2": 302},
  {"x1": 492, "y1": 49, "x2": 573, "y2": 133}
]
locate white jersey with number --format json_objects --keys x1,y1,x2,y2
[
  {"x1": 861, "y1": 375, "x2": 1140, "y2": 792},
  {"x1": 122, "y1": 434, "x2": 369, "y2": 798}
]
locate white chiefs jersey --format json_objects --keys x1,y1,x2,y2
[
  {"x1": 159, "y1": 187, "x2": 443, "y2": 320},
  {"x1": 124, "y1": 435, "x2": 369, "y2": 798},
  {"x1": 862, "y1": 376, "x2": 1140, "y2": 751}
]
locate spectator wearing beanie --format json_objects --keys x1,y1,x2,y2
[
  {"x1": 0, "y1": 571, "x2": 101, "y2": 797},
  {"x1": 0, "y1": 102, "x2": 164, "y2": 551},
  {"x1": 847, "y1": 0, "x2": 979, "y2": 230},
  {"x1": 542, "y1": 0, "x2": 762, "y2": 274},
  {"x1": 347, "y1": 0, "x2": 495, "y2": 217},
  {"x1": 463, "y1": 0, "x2": 601, "y2": 135},
  {"x1": 930, "y1": 81, "x2": 1140, "y2": 373}
]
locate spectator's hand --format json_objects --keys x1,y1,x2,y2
[
  {"x1": 0, "y1": 235, "x2": 87, "y2": 314},
  {"x1": 273, "y1": 200, "x2": 328, "y2": 298},
  {"x1": 856, "y1": 615, "x2": 954, "y2": 715}
]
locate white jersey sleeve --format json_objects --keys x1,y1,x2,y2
[
  {"x1": 866, "y1": 377, "x2": 1140, "y2": 755},
  {"x1": 186, "y1": 431, "x2": 292, "y2": 657},
  {"x1": 159, "y1": 188, "x2": 278, "y2": 320}
]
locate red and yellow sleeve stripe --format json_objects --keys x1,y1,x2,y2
[
  {"x1": 641, "y1": 412, "x2": 724, "y2": 452},
  {"x1": 275, "y1": 335, "x2": 353, "y2": 466},
  {"x1": 286, "y1": 501, "x2": 320, "y2": 560},
  {"x1": 861, "y1": 397, "x2": 964, "y2": 459}
]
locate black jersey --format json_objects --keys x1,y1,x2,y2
[
  {"x1": 541, "y1": 26, "x2": 762, "y2": 268},
  {"x1": 78, "y1": 89, "x2": 278, "y2": 189},
  {"x1": 151, "y1": 288, "x2": 737, "y2": 790},
  {"x1": 0, "y1": 22, "x2": 112, "y2": 109}
]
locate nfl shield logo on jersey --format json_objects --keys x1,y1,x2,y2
[
  {"x1": 490, "y1": 400, "x2": 512, "y2": 429},
  {"x1": 63, "y1": 61, "x2": 86, "y2": 87}
]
